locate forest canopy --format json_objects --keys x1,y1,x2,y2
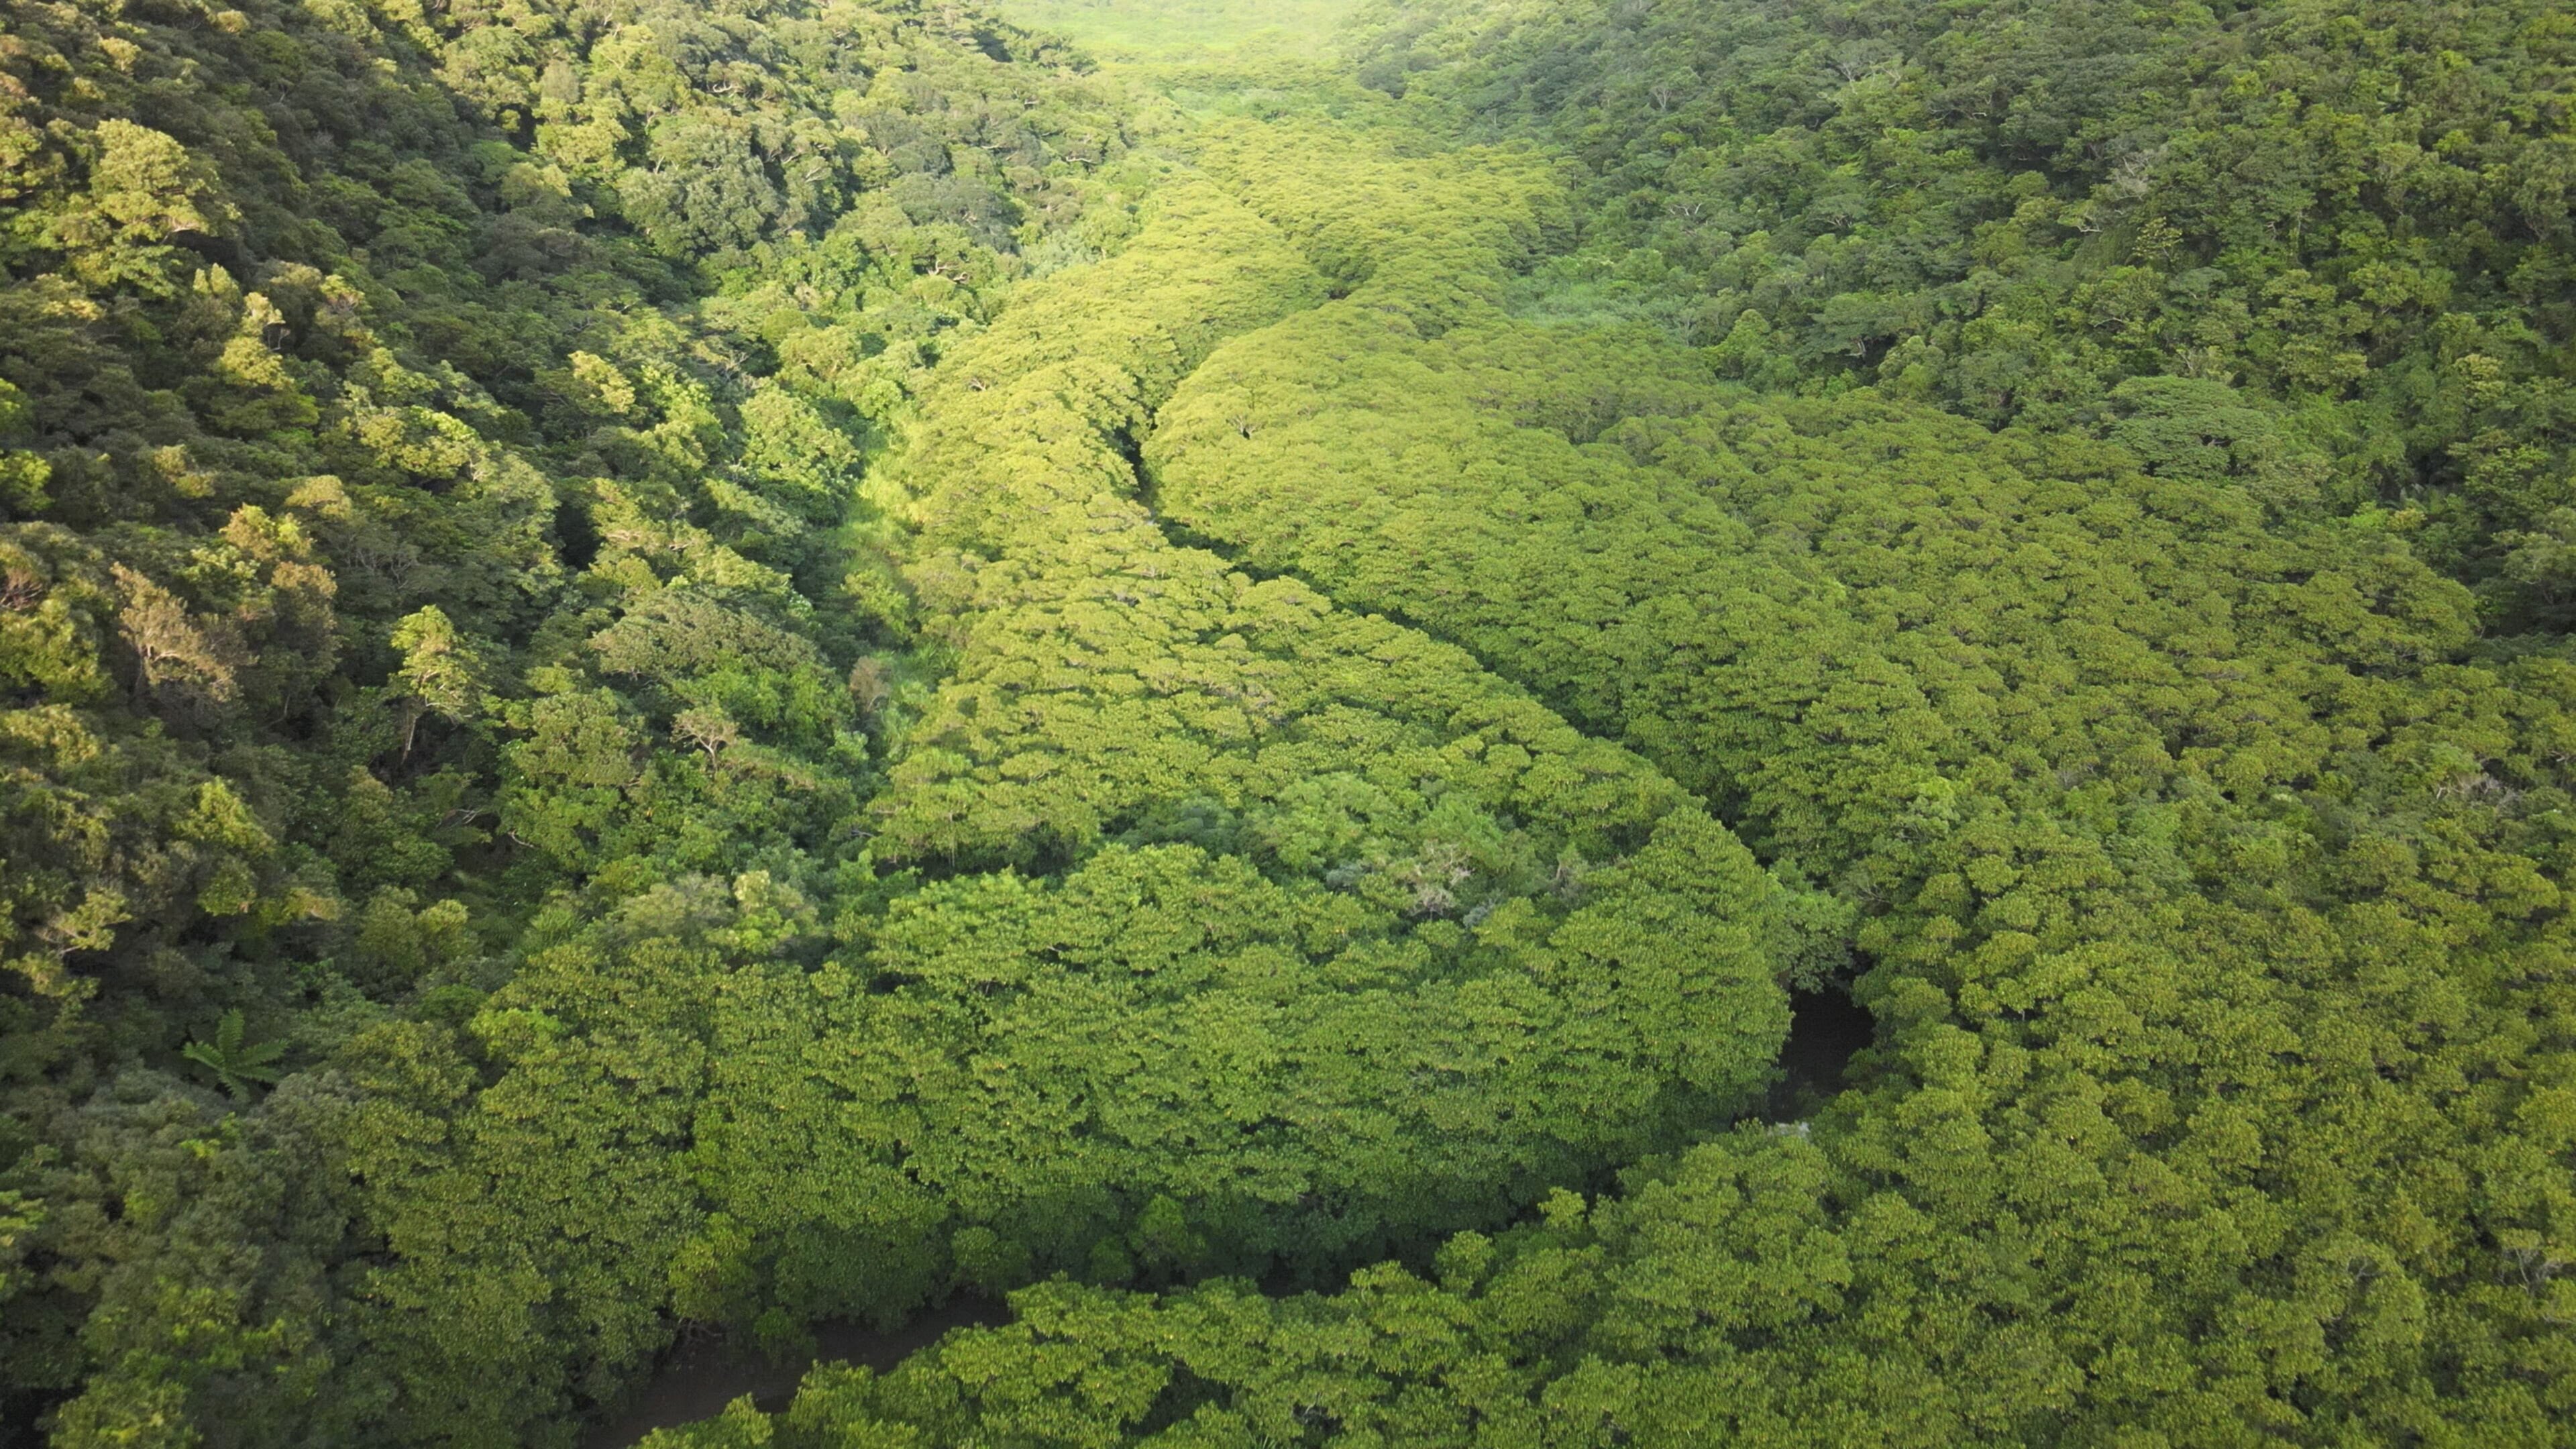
[{"x1": 0, "y1": 0, "x2": 2571, "y2": 1446}]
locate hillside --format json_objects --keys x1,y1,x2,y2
[{"x1": 1, "y1": 1, "x2": 2571, "y2": 1446}]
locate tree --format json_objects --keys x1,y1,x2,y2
[
  {"x1": 390, "y1": 606, "x2": 488, "y2": 759},
  {"x1": 111, "y1": 564, "x2": 237, "y2": 718},
  {"x1": 179, "y1": 1011, "x2": 286, "y2": 1102}
]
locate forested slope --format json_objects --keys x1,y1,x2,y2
[
  {"x1": 0, "y1": 0, "x2": 1173, "y2": 1440},
  {"x1": 629, "y1": 84, "x2": 2576, "y2": 1446},
  {"x1": 3, "y1": 0, "x2": 2573, "y2": 1446},
  {"x1": 1347, "y1": 0, "x2": 2576, "y2": 621},
  {"x1": 0, "y1": 1, "x2": 1798, "y2": 1442}
]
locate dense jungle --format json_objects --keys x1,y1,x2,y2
[{"x1": 1, "y1": 0, "x2": 2572, "y2": 1444}]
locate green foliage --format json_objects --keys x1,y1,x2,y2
[
  {"x1": 0, "y1": 0, "x2": 1153, "y2": 1440},
  {"x1": 176, "y1": 1012, "x2": 284, "y2": 1102},
  {"x1": 1344, "y1": 0, "x2": 2576, "y2": 621},
  {"x1": 10, "y1": 0, "x2": 2576, "y2": 1446},
  {"x1": 1122, "y1": 101, "x2": 2576, "y2": 1448},
  {"x1": 680, "y1": 23, "x2": 2576, "y2": 1449},
  {"x1": 656, "y1": 158, "x2": 1796, "y2": 1353},
  {"x1": 698, "y1": 823, "x2": 1782, "y2": 1307},
  {"x1": 1000, "y1": 0, "x2": 1364, "y2": 59}
]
